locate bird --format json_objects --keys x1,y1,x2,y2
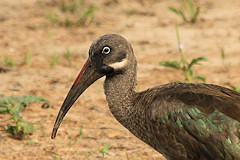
[{"x1": 51, "y1": 34, "x2": 240, "y2": 160}]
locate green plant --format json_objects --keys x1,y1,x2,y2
[
  {"x1": 68, "y1": 141, "x2": 72, "y2": 148},
  {"x1": 220, "y1": 48, "x2": 225, "y2": 62},
  {"x1": 159, "y1": 23, "x2": 206, "y2": 83},
  {"x1": 77, "y1": 5, "x2": 99, "y2": 26},
  {"x1": 0, "y1": 95, "x2": 49, "y2": 139},
  {"x1": 54, "y1": 155, "x2": 61, "y2": 160},
  {"x1": 60, "y1": 0, "x2": 79, "y2": 13},
  {"x1": 64, "y1": 16, "x2": 72, "y2": 27},
  {"x1": 50, "y1": 53, "x2": 60, "y2": 68},
  {"x1": 24, "y1": 52, "x2": 32, "y2": 66},
  {"x1": 224, "y1": 83, "x2": 240, "y2": 92},
  {"x1": 86, "y1": 151, "x2": 93, "y2": 160},
  {"x1": 2, "y1": 56, "x2": 16, "y2": 67},
  {"x1": 97, "y1": 144, "x2": 111, "y2": 158},
  {"x1": 169, "y1": 0, "x2": 200, "y2": 24},
  {"x1": 126, "y1": 9, "x2": 137, "y2": 16},
  {"x1": 46, "y1": 11, "x2": 59, "y2": 25},
  {"x1": 78, "y1": 125, "x2": 83, "y2": 139},
  {"x1": 63, "y1": 47, "x2": 73, "y2": 65},
  {"x1": 46, "y1": 0, "x2": 99, "y2": 27},
  {"x1": 126, "y1": 151, "x2": 130, "y2": 160}
]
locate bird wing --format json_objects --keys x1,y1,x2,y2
[
  {"x1": 144, "y1": 82, "x2": 240, "y2": 159},
  {"x1": 150, "y1": 82, "x2": 240, "y2": 121}
]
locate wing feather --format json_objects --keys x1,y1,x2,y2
[{"x1": 144, "y1": 82, "x2": 240, "y2": 159}]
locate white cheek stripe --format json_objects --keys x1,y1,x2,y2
[{"x1": 109, "y1": 58, "x2": 128, "y2": 69}]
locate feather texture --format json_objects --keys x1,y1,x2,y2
[{"x1": 135, "y1": 82, "x2": 240, "y2": 160}]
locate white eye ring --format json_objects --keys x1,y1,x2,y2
[{"x1": 102, "y1": 46, "x2": 111, "y2": 54}]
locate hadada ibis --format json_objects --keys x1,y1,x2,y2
[{"x1": 52, "y1": 34, "x2": 240, "y2": 160}]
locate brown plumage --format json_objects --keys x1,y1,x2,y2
[{"x1": 52, "y1": 34, "x2": 240, "y2": 160}]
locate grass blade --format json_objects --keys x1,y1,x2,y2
[
  {"x1": 224, "y1": 83, "x2": 240, "y2": 92},
  {"x1": 178, "y1": 9, "x2": 187, "y2": 22},
  {"x1": 159, "y1": 61, "x2": 181, "y2": 69},
  {"x1": 221, "y1": 48, "x2": 225, "y2": 62},
  {"x1": 195, "y1": 76, "x2": 206, "y2": 83},
  {"x1": 188, "y1": 56, "x2": 206, "y2": 69},
  {"x1": 168, "y1": 7, "x2": 180, "y2": 15},
  {"x1": 192, "y1": 6, "x2": 200, "y2": 23}
]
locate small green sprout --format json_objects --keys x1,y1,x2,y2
[
  {"x1": 159, "y1": 22, "x2": 206, "y2": 83},
  {"x1": 46, "y1": 0, "x2": 99, "y2": 27},
  {"x1": 224, "y1": 83, "x2": 240, "y2": 92},
  {"x1": 63, "y1": 47, "x2": 73, "y2": 66},
  {"x1": 24, "y1": 52, "x2": 32, "y2": 66},
  {"x1": 60, "y1": 0, "x2": 79, "y2": 13},
  {"x1": 46, "y1": 11, "x2": 59, "y2": 25},
  {"x1": 68, "y1": 141, "x2": 72, "y2": 148},
  {"x1": 0, "y1": 95, "x2": 49, "y2": 139},
  {"x1": 77, "y1": 5, "x2": 99, "y2": 26},
  {"x1": 97, "y1": 144, "x2": 111, "y2": 158},
  {"x1": 221, "y1": 48, "x2": 225, "y2": 62},
  {"x1": 2, "y1": 56, "x2": 16, "y2": 67},
  {"x1": 50, "y1": 53, "x2": 60, "y2": 68},
  {"x1": 78, "y1": 125, "x2": 83, "y2": 139},
  {"x1": 86, "y1": 151, "x2": 93, "y2": 160},
  {"x1": 169, "y1": 0, "x2": 200, "y2": 24}
]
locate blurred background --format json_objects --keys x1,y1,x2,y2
[{"x1": 0, "y1": 0, "x2": 240, "y2": 159}]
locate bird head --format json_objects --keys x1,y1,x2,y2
[{"x1": 51, "y1": 34, "x2": 134, "y2": 139}]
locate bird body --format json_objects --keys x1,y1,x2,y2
[{"x1": 52, "y1": 34, "x2": 240, "y2": 160}]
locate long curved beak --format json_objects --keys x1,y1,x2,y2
[{"x1": 51, "y1": 59, "x2": 103, "y2": 139}]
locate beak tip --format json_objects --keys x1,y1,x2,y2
[
  {"x1": 51, "y1": 135, "x2": 55, "y2": 139},
  {"x1": 51, "y1": 128, "x2": 57, "y2": 139}
]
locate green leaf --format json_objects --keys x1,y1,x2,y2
[
  {"x1": 97, "y1": 144, "x2": 111, "y2": 157},
  {"x1": 221, "y1": 48, "x2": 225, "y2": 61},
  {"x1": 0, "y1": 107, "x2": 7, "y2": 113},
  {"x1": 178, "y1": 9, "x2": 187, "y2": 22},
  {"x1": 168, "y1": 7, "x2": 180, "y2": 15},
  {"x1": 195, "y1": 76, "x2": 206, "y2": 83},
  {"x1": 15, "y1": 103, "x2": 22, "y2": 118},
  {"x1": 103, "y1": 144, "x2": 109, "y2": 152},
  {"x1": 188, "y1": 56, "x2": 207, "y2": 69},
  {"x1": 183, "y1": 0, "x2": 192, "y2": 15},
  {"x1": 192, "y1": 6, "x2": 200, "y2": 23},
  {"x1": 224, "y1": 83, "x2": 240, "y2": 92},
  {"x1": 189, "y1": 0, "x2": 195, "y2": 13},
  {"x1": 169, "y1": 0, "x2": 200, "y2": 24},
  {"x1": 0, "y1": 95, "x2": 49, "y2": 139},
  {"x1": 159, "y1": 61, "x2": 181, "y2": 70},
  {"x1": 20, "y1": 119, "x2": 35, "y2": 134},
  {"x1": 4, "y1": 123, "x2": 18, "y2": 135},
  {"x1": 19, "y1": 95, "x2": 49, "y2": 107},
  {"x1": 189, "y1": 69, "x2": 193, "y2": 76}
]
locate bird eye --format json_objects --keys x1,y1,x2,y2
[{"x1": 102, "y1": 46, "x2": 111, "y2": 55}]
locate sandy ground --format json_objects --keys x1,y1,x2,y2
[{"x1": 0, "y1": 0, "x2": 240, "y2": 159}]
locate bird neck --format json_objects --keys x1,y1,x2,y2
[{"x1": 103, "y1": 60, "x2": 138, "y2": 124}]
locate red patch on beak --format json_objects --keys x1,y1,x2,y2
[{"x1": 73, "y1": 59, "x2": 90, "y2": 87}]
